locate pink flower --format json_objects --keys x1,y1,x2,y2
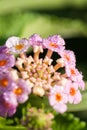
[
  {"x1": 0, "y1": 45, "x2": 9, "y2": 54},
  {"x1": 0, "y1": 53, "x2": 15, "y2": 71},
  {"x1": 48, "y1": 85, "x2": 68, "y2": 113},
  {"x1": 43, "y1": 35, "x2": 65, "y2": 53},
  {"x1": 65, "y1": 66, "x2": 85, "y2": 90},
  {"x1": 78, "y1": 79, "x2": 85, "y2": 90},
  {"x1": 13, "y1": 79, "x2": 31, "y2": 103},
  {"x1": 29, "y1": 34, "x2": 43, "y2": 46},
  {"x1": 0, "y1": 92, "x2": 18, "y2": 117},
  {"x1": 71, "y1": 70, "x2": 85, "y2": 90},
  {"x1": 59, "y1": 50, "x2": 76, "y2": 66},
  {"x1": 0, "y1": 71, "x2": 16, "y2": 93},
  {"x1": 65, "y1": 80, "x2": 82, "y2": 104},
  {"x1": 53, "y1": 103, "x2": 67, "y2": 114},
  {"x1": 65, "y1": 66, "x2": 77, "y2": 79}
]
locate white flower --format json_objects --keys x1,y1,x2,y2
[{"x1": 5, "y1": 36, "x2": 30, "y2": 54}]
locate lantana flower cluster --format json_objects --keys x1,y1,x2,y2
[{"x1": 0, "y1": 34, "x2": 85, "y2": 117}]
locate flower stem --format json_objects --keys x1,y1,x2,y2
[
  {"x1": 20, "y1": 53, "x2": 26, "y2": 59},
  {"x1": 46, "y1": 49, "x2": 53, "y2": 58},
  {"x1": 53, "y1": 63, "x2": 62, "y2": 71},
  {"x1": 61, "y1": 73, "x2": 67, "y2": 78},
  {"x1": 34, "y1": 51, "x2": 40, "y2": 61}
]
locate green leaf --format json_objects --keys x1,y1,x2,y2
[
  {"x1": 0, "y1": 13, "x2": 36, "y2": 40},
  {"x1": 52, "y1": 113, "x2": 87, "y2": 130},
  {"x1": 0, "y1": 117, "x2": 27, "y2": 130},
  {"x1": 0, "y1": 126, "x2": 27, "y2": 130},
  {"x1": 0, "y1": 11, "x2": 87, "y2": 41},
  {"x1": 21, "y1": 14, "x2": 87, "y2": 38},
  {"x1": 0, "y1": 117, "x2": 7, "y2": 126}
]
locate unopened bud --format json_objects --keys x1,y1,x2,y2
[{"x1": 33, "y1": 86, "x2": 45, "y2": 97}]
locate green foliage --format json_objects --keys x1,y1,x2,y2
[
  {"x1": 0, "y1": 109, "x2": 87, "y2": 130},
  {"x1": 0, "y1": 12, "x2": 87, "y2": 41},
  {"x1": 0, "y1": 126, "x2": 26, "y2": 130},
  {"x1": 0, "y1": 0, "x2": 87, "y2": 41},
  {"x1": 21, "y1": 14, "x2": 87, "y2": 38},
  {"x1": 52, "y1": 113, "x2": 87, "y2": 130},
  {"x1": 0, "y1": 13, "x2": 35, "y2": 39},
  {"x1": 0, "y1": 117, "x2": 27, "y2": 130},
  {"x1": 18, "y1": 104, "x2": 53, "y2": 130}
]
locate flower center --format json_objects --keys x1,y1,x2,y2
[
  {"x1": 70, "y1": 68, "x2": 76, "y2": 75},
  {"x1": 64, "y1": 54, "x2": 70, "y2": 61},
  {"x1": 0, "y1": 78, "x2": 8, "y2": 87},
  {"x1": 55, "y1": 93, "x2": 62, "y2": 102},
  {"x1": 14, "y1": 87, "x2": 23, "y2": 95},
  {"x1": 0, "y1": 60, "x2": 7, "y2": 66},
  {"x1": 15, "y1": 44, "x2": 24, "y2": 50},
  {"x1": 3, "y1": 100, "x2": 11, "y2": 108},
  {"x1": 49, "y1": 42, "x2": 58, "y2": 48},
  {"x1": 70, "y1": 87, "x2": 76, "y2": 96}
]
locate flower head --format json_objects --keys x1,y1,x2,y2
[{"x1": 0, "y1": 34, "x2": 85, "y2": 117}]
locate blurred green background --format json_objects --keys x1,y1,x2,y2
[{"x1": 0, "y1": 0, "x2": 87, "y2": 123}]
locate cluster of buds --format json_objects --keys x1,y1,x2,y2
[
  {"x1": 21, "y1": 106, "x2": 54, "y2": 130},
  {"x1": 0, "y1": 34, "x2": 85, "y2": 117}
]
